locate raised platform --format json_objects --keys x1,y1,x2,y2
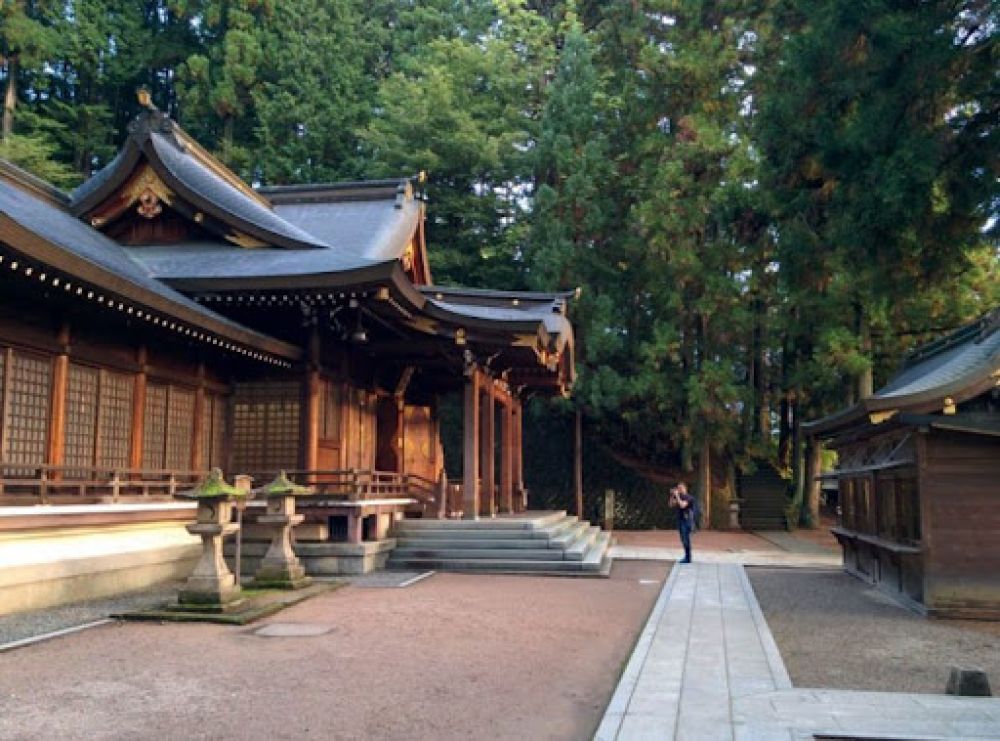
[
  {"x1": 0, "y1": 505, "x2": 200, "y2": 616},
  {"x1": 388, "y1": 511, "x2": 613, "y2": 576},
  {"x1": 227, "y1": 538, "x2": 395, "y2": 576}
]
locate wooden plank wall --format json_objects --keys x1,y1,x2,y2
[{"x1": 920, "y1": 429, "x2": 1000, "y2": 615}]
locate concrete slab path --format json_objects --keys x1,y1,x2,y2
[{"x1": 596, "y1": 563, "x2": 1000, "y2": 740}]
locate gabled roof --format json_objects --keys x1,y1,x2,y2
[
  {"x1": 70, "y1": 109, "x2": 329, "y2": 250},
  {"x1": 0, "y1": 160, "x2": 300, "y2": 364},
  {"x1": 805, "y1": 309, "x2": 1000, "y2": 437}
]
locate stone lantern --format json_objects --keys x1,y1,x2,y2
[
  {"x1": 250, "y1": 471, "x2": 313, "y2": 589},
  {"x1": 175, "y1": 468, "x2": 248, "y2": 609}
]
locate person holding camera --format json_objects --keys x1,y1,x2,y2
[{"x1": 669, "y1": 483, "x2": 696, "y2": 563}]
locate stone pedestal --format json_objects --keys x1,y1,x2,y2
[
  {"x1": 253, "y1": 494, "x2": 311, "y2": 589},
  {"x1": 178, "y1": 497, "x2": 243, "y2": 609}
]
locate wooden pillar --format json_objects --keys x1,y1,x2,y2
[
  {"x1": 480, "y1": 380, "x2": 495, "y2": 517},
  {"x1": 462, "y1": 370, "x2": 480, "y2": 519},
  {"x1": 190, "y1": 363, "x2": 206, "y2": 471},
  {"x1": 499, "y1": 399, "x2": 514, "y2": 513},
  {"x1": 47, "y1": 324, "x2": 70, "y2": 471},
  {"x1": 513, "y1": 399, "x2": 524, "y2": 512},
  {"x1": 130, "y1": 346, "x2": 147, "y2": 470},
  {"x1": 303, "y1": 328, "x2": 321, "y2": 472},
  {"x1": 573, "y1": 407, "x2": 583, "y2": 520}
]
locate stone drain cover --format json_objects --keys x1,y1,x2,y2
[{"x1": 254, "y1": 623, "x2": 333, "y2": 638}]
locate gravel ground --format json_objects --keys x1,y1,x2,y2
[
  {"x1": 749, "y1": 567, "x2": 1000, "y2": 694},
  {"x1": 0, "y1": 582, "x2": 182, "y2": 648},
  {"x1": 0, "y1": 561, "x2": 667, "y2": 741}
]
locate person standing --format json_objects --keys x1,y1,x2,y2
[{"x1": 669, "y1": 483, "x2": 696, "y2": 563}]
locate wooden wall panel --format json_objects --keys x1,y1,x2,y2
[
  {"x1": 402, "y1": 404, "x2": 437, "y2": 481},
  {"x1": 921, "y1": 430, "x2": 1000, "y2": 613}
]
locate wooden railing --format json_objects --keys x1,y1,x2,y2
[
  {"x1": 248, "y1": 469, "x2": 440, "y2": 509},
  {"x1": 0, "y1": 462, "x2": 205, "y2": 505}
]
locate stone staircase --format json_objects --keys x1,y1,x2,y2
[
  {"x1": 738, "y1": 462, "x2": 790, "y2": 530},
  {"x1": 388, "y1": 511, "x2": 613, "y2": 576}
]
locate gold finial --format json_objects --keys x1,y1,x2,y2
[
  {"x1": 417, "y1": 170, "x2": 428, "y2": 184},
  {"x1": 136, "y1": 87, "x2": 154, "y2": 109}
]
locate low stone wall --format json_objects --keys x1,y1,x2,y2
[{"x1": 0, "y1": 505, "x2": 200, "y2": 616}]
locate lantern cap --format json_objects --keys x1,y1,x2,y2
[
  {"x1": 252, "y1": 470, "x2": 314, "y2": 497},
  {"x1": 176, "y1": 468, "x2": 246, "y2": 500}
]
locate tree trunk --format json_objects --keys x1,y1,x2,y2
[
  {"x1": 754, "y1": 299, "x2": 769, "y2": 442},
  {"x1": 573, "y1": 407, "x2": 583, "y2": 520},
  {"x1": 3, "y1": 57, "x2": 18, "y2": 142},
  {"x1": 858, "y1": 308, "x2": 874, "y2": 399},
  {"x1": 801, "y1": 437, "x2": 823, "y2": 528},
  {"x1": 698, "y1": 439, "x2": 711, "y2": 529},
  {"x1": 787, "y1": 396, "x2": 803, "y2": 530}
]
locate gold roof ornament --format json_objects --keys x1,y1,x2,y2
[{"x1": 136, "y1": 87, "x2": 154, "y2": 110}]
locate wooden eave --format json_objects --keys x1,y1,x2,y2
[{"x1": 0, "y1": 215, "x2": 301, "y2": 364}]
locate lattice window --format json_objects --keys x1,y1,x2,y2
[
  {"x1": 231, "y1": 381, "x2": 300, "y2": 474},
  {"x1": 64, "y1": 364, "x2": 99, "y2": 474},
  {"x1": 4, "y1": 352, "x2": 53, "y2": 467},
  {"x1": 165, "y1": 387, "x2": 195, "y2": 470},
  {"x1": 142, "y1": 383, "x2": 168, "y2": 469},
  {"x1": 97, "y1": 371, "x2": 134, "y2": 469}
]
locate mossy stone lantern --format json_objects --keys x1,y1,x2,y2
[
  {"x1": 250, "y1": 471, "x2": 313, "y2": 589},
  {"x1": 175, "y1": 468, "x2": 248, "y2": 609}
]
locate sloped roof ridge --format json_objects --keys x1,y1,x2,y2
[
  {"x1": 1, "y1": 159, "x2": 71, "y2": 208},
  {"x1": 900, "y1": 307, "x2": 1000, "y2": 369}
]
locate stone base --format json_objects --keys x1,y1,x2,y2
[
  {"x1": 251, "y1": 575, "x2": 313, "y2": 590},
  {"x1": 173, "y1": 595, "x2": 247, "y2": 614},
  {"x1": 117, "y1": 582, "x2": 343, "y2": 625},
  {"x1": 226, "y1": 539, "x2": 396, "y2": 576}
]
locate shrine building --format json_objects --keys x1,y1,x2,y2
[
  {"x1": 806, "y1": 309, "x2": 1000, "y2": 618},
  {"x1": 0, "y1": 107, "x2": 604, "y2": 614}
]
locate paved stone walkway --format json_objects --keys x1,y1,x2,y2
[
  {"x1": 596, "y1": 563, "x2": 1000, "y2": 740},
  {"x1": 609, "y1": 544, "x2": 841, "y2": 569}
]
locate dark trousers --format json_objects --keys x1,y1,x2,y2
[{"x1": 678, "y1": 521, "x2": 692, "y2": 562}]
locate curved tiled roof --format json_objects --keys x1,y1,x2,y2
[
  {"x1": 69, "y1": 110, "x2": 329, "y2": 250},
  {"x1": 0, "y1": 164, "x2": 300, "y2": 361}
]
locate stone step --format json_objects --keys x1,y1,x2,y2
[
  {"x1": 562, "y1": 526, "x2": 601, "y2": 561},
  {"x1": 387, "y1": 529, "x2": 612, "y2": 576},
  {"x1": 392, "y1": 547, "x2": 573, "y2": 561},
  {"x1": 395, "y1": 536, "x2": 565, "y2": 550},
  {"x1": 396, "y1": 511, "x2": 568, "y2": 532},
  {"x1": 387, "y1": 555, "x2": 607, "y2": 574}
]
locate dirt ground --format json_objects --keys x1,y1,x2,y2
[
  {"x1": 749, "y1": 567, "x2": 1000, "y2": 694},
  {"x1": 0, "y1": 561, "x2": 667, "y2": 741}
]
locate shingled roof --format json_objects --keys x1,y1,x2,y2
[{"x1": 805, "y1": 309, "x2": 1000, "y2": 437}]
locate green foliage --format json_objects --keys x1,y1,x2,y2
[
  {"x1": 0, "y1": 132, "x2": 81, "y2": 188},
  {"x1": 0, "y1": 0, "x2": 995, "y2": 527}
]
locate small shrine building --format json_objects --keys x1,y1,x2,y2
[{"x1": 805, "y1": 310, "x2": 1000, "y2": 618}]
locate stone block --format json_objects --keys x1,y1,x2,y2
[
  {"x1": 946, "y1": 666, "x2": 992, "y2": 697},
  {"x1": 294, "y1": 523, "x2": 329, "y2": 542}
]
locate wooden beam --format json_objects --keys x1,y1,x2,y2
[
  {"x1": 129, "y1": 346, "x2": 147, "y2": 470},
  {"x1": 500, "y1": 400, "x2": 513, "y2": 513},
  {"x1": 47, "y1": 324, "x2": 70, "y2": 471},
  {"x1": 513, "y1": 400, "x2": 524, "y2": 512},
  {"x1": 574, "y1": 407, "x2": 584, "y2": 520},
  {"x1": 462, "y1": 370, "x2": 480, "y2": 519},
  {"x1": 190, "y1": 363, "x2": 206, "y2": 471},
  {"x1": 480, "y1": 381, "x2": 495, "y2": 517}
]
